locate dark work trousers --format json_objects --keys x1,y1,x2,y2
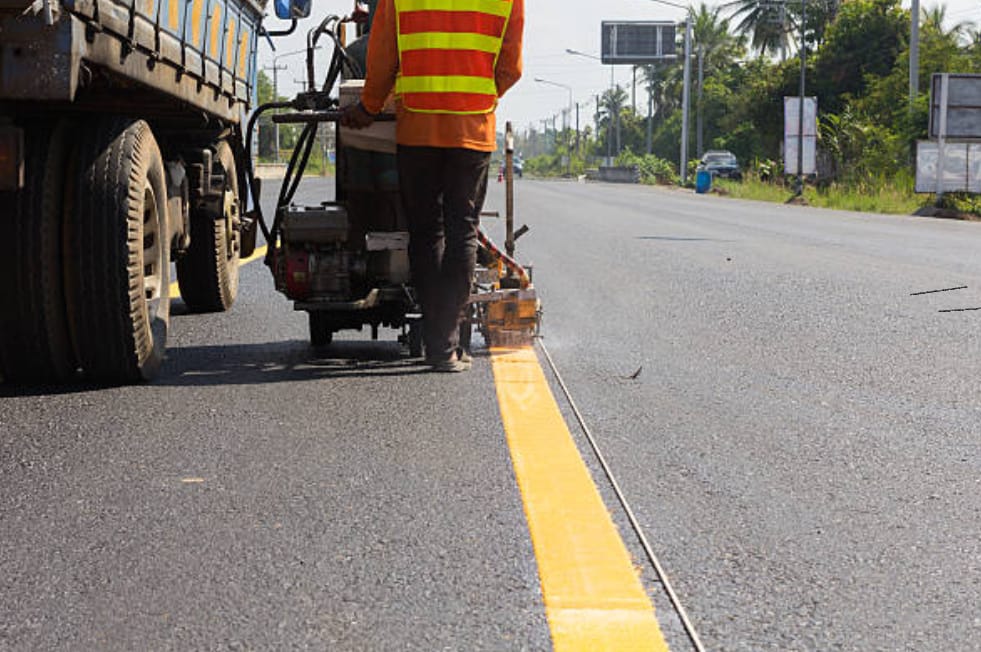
[{"x1": 397, "y1": 145, "x2": 490, "y2": 360}]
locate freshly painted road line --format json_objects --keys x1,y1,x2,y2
[
  {"x1": 491, "y1": 345, "x2": 669, "y2": 651},
  {"x1": 168, "y1": 245, "x2": 268, "y2": 299},
  {"x1": 169, "y1": 243, "x2": 667, "y2": 648}
]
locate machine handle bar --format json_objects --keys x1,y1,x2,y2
[{"x1": 272, "y1": 111, "x2": 396, "y2": 124}]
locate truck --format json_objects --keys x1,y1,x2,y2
[{"x1": 0, "y1": 0, "x2": 314, "y2": 384}]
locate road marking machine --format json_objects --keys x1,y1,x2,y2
[{"x1": 243, "y1": 2, "x2": 541, "y2": 354}]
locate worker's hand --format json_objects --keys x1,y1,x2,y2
[{"x1": 340, "y1": 101, "x2": 375, "y2": 129}]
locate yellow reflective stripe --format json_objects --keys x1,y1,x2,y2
[
  {"x1": 395, "y1": 0, "x2": 511, "y2": 18},
  {"x1": 238, "y1": 28, "x2": 250, "y2": 77},
  {"x1": 226, "y1": 17, "x2": 236, "y2": 65},
  {"x1": 209, "y1": 4, "x2": 222, "y2": 58},
  {"x1": 168, "y1": 0, "x2": 179, "y2": 30},
  {"x1": 191, "y1": 0, "x2": 204, "y2": 46},
  {"x1": 399, "y1": 31, "x2": 502, "y2": 53},
  {"x1": 397, "y1": 75, "x2": 497, "y2": 95}
]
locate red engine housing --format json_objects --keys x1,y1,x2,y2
[{"x1": 284, "y1": 250, "x2": 312, "y2": 300}]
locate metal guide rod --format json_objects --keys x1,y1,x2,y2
[
  {"x1": 537, "y1": 340, "x2": 707, "y2": 652},
  {"x1": 505, "y1": 121, "x2": 515, "y2": 258}
]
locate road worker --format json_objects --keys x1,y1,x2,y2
[{"x1": 341, "y1": 0, "x2": 524, "y2": 372}]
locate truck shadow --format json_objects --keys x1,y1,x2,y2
[
  {"x1": 0, "y1": 341, "x2": 428, "y2": 396},
  {"x1": 157, "y1": 340, "x2": 429, "y2": 386}
]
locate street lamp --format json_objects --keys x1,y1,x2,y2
[
  {"x1": 566, "y1": 48, "x2": 618, "y2": 164},
  {"x1": 263, "y1": 47, "x2": 310, "y2": 163},
  {"x1": 534, "y1": 77, "x2": 576, "y2": 172},
  {"x1": 633, "y1": 0, "x2": 694, "y2": 184}
]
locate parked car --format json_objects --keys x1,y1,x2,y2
[
  {"x1": 699, "y1": 150, "x2": 742, "y2": 180},
  {"x1": 498, "y1": 157, "x2": 523, "y2": 179}
]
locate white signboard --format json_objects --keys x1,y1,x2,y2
[
  {"x1": 914, "y1": 140, "x2": 981, "y2": 193},
  {"x1": 929, "y1": 73, "x2": 981, "y2": 139},
  {"x1": 784, "y1": 96, "x2": 817, "y2": 175},
  {"x1": 784, "y1": 138, "x2": 817, "y2": 176}
]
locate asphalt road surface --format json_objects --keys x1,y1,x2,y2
[{"x1": 3, "y1": 176, "x2": 981, "y2": 651}]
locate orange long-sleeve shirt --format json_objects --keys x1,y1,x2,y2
[{"x1": 360, "y1": 0, "x2": 524, "y2": 151}]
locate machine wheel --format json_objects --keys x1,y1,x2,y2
[
  {"x1": 65, "y1": 117, "x2": 171, "y2": 382},
  {"x1": 309, "y1": 312, "x2": 334, "y2": 349},
  {"x1": 0, "y1": 120, "x2": 76, "y2": 382},
  {"x1": 176, "y1": 140, "x2": 240, "y2": 312}
]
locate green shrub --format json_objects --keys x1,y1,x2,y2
[{"x1": 616, "y1": 149, "x2": 678, "y2": 185}]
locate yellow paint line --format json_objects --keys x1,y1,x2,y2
[
  {"x1": 491, "y1": 345, "x2": 669, "y2": 652},
  {"x1": 241, "y1": 244, "x2": 269, "y2": 266},
  {"x1": 169, "y1": 244, "x2": 268, "y2": 300}
]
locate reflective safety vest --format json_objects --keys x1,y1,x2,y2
[{"x1": 394, "y1": 0, "x2": 514, "y2": 115}]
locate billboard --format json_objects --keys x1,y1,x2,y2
[
  {"x1": 929, "y1": 73, "x2": 981, "y2": 140},
  {"x1": 914, "y1": 141, "x2": 981, "y2": 193},
  {"x1": 601, "y1": 21, "x2": 677, "y2": 65}
]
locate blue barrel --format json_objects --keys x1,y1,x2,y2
[{"x1": 695, "y1": 169, "x2": 712, "y2": 194}]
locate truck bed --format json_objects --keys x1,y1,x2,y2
[{"x1": 0, "y1": 0, "x2": 266, "y2": 123}]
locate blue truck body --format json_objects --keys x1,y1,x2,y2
[
  {"x1": 0, "y1": 0, "x2": 281, "y2": 384},
  {"x1": 0, "y1": 0, "x2": 266, "y2": 121}
]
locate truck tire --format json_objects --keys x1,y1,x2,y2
[
  {"x1": 0, "y1": 120, "x2": 77, "y2": 383},
  {"x1": 176, "y1": 140, "x2": 240, "y2": 312},
  {"x1": 65, "y1": 117, "x2": 170, "y2": 382}
]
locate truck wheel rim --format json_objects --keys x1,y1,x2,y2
[
  {"x1": 224, "y1": 187, "x2": 240, "y2": 259},
  {"x1": 143, "y1": 183, "x2": 163, "y2": 323}
]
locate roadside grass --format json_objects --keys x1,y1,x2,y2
[{"x1": 714, "y1": 175, "x2": 928, "y2": 216}]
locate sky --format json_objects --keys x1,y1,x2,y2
[{"x1": 257, "y1": 0, "x2": 981, "y2": 134}]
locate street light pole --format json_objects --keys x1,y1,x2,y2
[
  {"x1": 534, "y1": 77, "x2": 574, "y2": 174},
  {"x1": 566, "y1": 48, "x2": 618, "y2": 165},
  {"x1": 680, "y1": 16, "x2": 692, "y2": 184}
]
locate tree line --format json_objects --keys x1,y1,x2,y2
[{"x1": 521, "y1": 0, "x2": 979, "y2": 187}]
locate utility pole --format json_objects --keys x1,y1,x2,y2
[
  {"x1": 632, "y1": 66, "x2": 637, "y2": 113},
  {"x1": 608, "y1": 70, "x2": 614, "y2": 163},
  {"x1": 647, "y1": 89, "x2": 654, "y2": 154},
  {"x1": 797, "y1": 0, "x2": 806, "y2": 195},
  {"x1": 595, "y1": 95, "x2": 600, "y2": 147},
  {"x1": 680, "y1": 16, "x2": 692, "y2": 184},
  {"x1": 697, "y1": 45, "x2": 704, "y2": 158},
  {"x1": 910, "y1": 0, "x2": 920, "y2": 106},
  {"x1": 262, "y1": 47, "x2": 310, "y2": 164},
  {"x1": 263, "y1": 63, "x2": 287, "y2": 162}
]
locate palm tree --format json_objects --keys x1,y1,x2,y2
[
  {"x1": 693, "y1": 3, "x2": 744, "y2": 70},
  {"x1": 598, "y1": 85, "x2": 629, "y2": 158},
  {"x1": 921, "y1": 5, "x2": 970, "y2": 43},
  {"x1": 723, "y1": 0, "x2": 793, "y2": 57},
  {"x1": 690, "y1": 4, "x2": 745, "y2": 154}
]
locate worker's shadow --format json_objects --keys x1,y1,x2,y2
[{"x1": 157, "y1": 340, "x2": 429, "y2": 386}]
